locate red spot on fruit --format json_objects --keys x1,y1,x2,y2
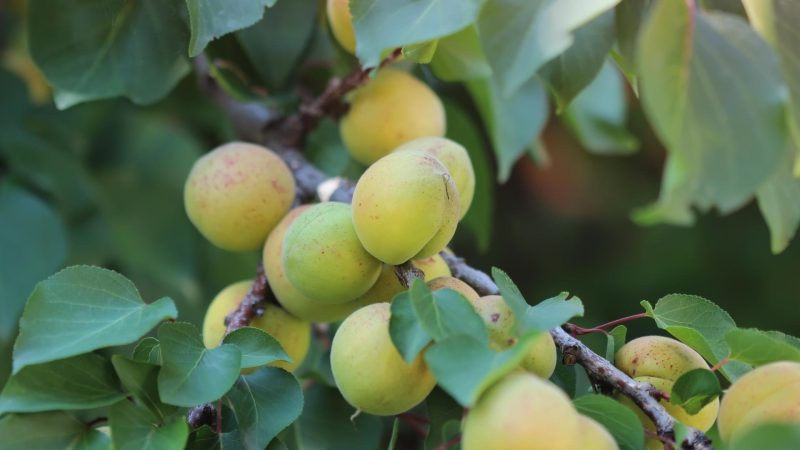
[{"x1": 490, "y1": 313, "x2": 500, "y2": 323}]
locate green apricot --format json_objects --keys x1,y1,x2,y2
[
  {"x1": 352, "y1": 150, "x2": 459, "y2": 265},
  {"x1": 578, "y1": 415, "x2": 619, "y2": 450},
  {"x1": 330, "y1": 302, "x2": 436, "y2": 415},
  {"x1": 283, "y1": 202, "x2": 382, "y2": 304}
]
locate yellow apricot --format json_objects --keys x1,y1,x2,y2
[
  {"x1": 395, "y1": 137, "x2": 475, "y2": 218},
  {"x1": 326, "y1": 0, "x2": 356, "y2": 54},
  {"x1": 413, "y1": 254, "x2": 452, "y2": 279},
  {"x1": 462, "y1": 372, "x2": 581, "y2": 450},
  {"x1": 184, "y1": 142, "x2": 294, "y2": 251},
  {"x1": 427, "y1": 276, "x2": 480, "y2": 303},
  {"x1": 472, "y1": 295, "x2": 557, "y2": 378},
  {"x1": 340, "y1": 68, "x2": 445, "y2": 165},
  {"x1": 718, "y1": 361, "x2": 800, "y2": 443},
  {"x1": 202, "y1": 280, "x2": 311, "y2": 372},
  {"x1": 330, "y1": 303, "x2": 436, "y2": 415},
  {"x1": 352, "y1": 150, "x2": 459, "y2": 264},
  {"x1": 283, "y1": 202, "x2": 382, "y2": 304},
  {"x1": 578, "y1": 415, "x2": 619, "y2": 450}
]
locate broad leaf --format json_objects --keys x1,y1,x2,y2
[
  {"x1": 670, "y1": 368, "x2": 722, "y2": 415},
  {"x1": 430, "y1": 27, "x2": 491, "y2": 82},
  {"x1": 389, "y1": 292, "x2": 431, "y2": 363},
  {"x1": 757, "y1": 146, "x2": 800, "y2": 254},
  {"x1": 574, "y1": 395, "x2": 645, "y2": 450},
  {"x1": 0, "y1": 411, "x2": 110, "y2": 450},
  {"x1": 186, "y1": 0, "x2": 275, "y2": 57},
  {"x1": 28, "y1": 0, "x2": 190, "y2": 108},
  {"x1": 133, "y1": 337, "x2": 162, "y2": 365},
  {"x1": 112, "y1": 355, "x2": 178, "y2": 421},
  {"x1": 110, "y1": 399, "x2": 189, "y2": 450},
  {"x1": 0, "y1": 353, "x2": 124, "y2": 414},
  {"x1": 223, "y1": 327, "x2": 290, "y2": 369},
  {"x1": 521, "y1": 292, "x2": 584, "y2": 332},
  {"x1": 13, "y1": 266, "x2": 178, "y2": 373},
  {"x1": 408, "y1": 280, "x2": 488, "y2": 343},
  {"x1": 613, "y1": 0, "x2": 652, "y2": 81},
  {"x1": 295, "y1": 384, "x2": 383, "y2": 450},
  {"x1": 726, "y1": 328, "x2": 800, "y2": 366},
  {"x1": 157, "y1": 322, "x2": 241, "y2": 407},
  {"x1": 491, "y1": 267, "x2": 528, "y2": 330}
]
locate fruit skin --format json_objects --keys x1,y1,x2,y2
[
  {"x1": 184, "y1": 142, "x2": 295, "y2": 251},
  {"x1": 395, "y1": 137, "x2": 475, "y2": 218},
  {"x1": 427, "y1": 276, "x2": 480, "y2": 303},
  {"x1": 326, "y1": 0, "x2": 356, "y2": 54},
  {"x1": 472, "y1": 295, "x2": 557, "y2": 378},
  {"x1": 202, "y1": 280, "x2": 311, "y2": 372},
  {"x1": 462, "y1": 372, "x2": 581, "y2": 450},
  {"x1": 283, "y1": 202, "x2": 382, "y2": 304},
  {"x1": 413, "y1": 254, "x2": 452, "y2": 279},
  {"x1": 352, "y1": 150, "x2": 459, "y2": 264},
  {"x1": 578, "y1": 415, "x2": 619, "y2": 450},
  {"x1": 718, "y1": 361, "x2": 800, "y2": 443},
  {"x1": 615, "y1": 336, "x2": 720, "y2": 449},
  {"x1": 340, "y1": 69, "x2": 446, "y2": 165},
  {"x1": 330, "y1": 303, "x2": 436, "y2": 415}
]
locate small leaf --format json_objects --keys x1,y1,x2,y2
[
  {"x1": 389, "y1": 292, "x2": 431, "y2": 363},
  {"x1": 0, "y1": 411, "x2": 110, "y2": 450},
  {"x1": 491, "y1": 267, "x2": 528, "y2": 330},
  {"x1": 520, "y1": 292, "x2": 584, "y2": 332},
  {"x1": 408, "y1": 280, "x2": 488, "y2": 343},
  {"x1": 574, "y1": 395, "x2": 645, "y2": 450},
  {"x1": 186, "y1": 0, "x2": 274, "y2": 57},
  {"x1": 112, "y1": 355, "x2": 178, "y2": 421},
  {"x1": 403, "y1": 40, "x2": 439, "y2": 64},
  {"x1": 671, "y1": 368, "x2": 723, "y2": 415},
  {"x1": 157, "y1": 322, "x2": 241, "y2": 407},
  {"x1": 110, "y1": 399, "x2": 189, "y2": 450},
  {"x1": 295, "y1": 384, "x2": 383, "y2": 450},
  {"x1": 13, "y1": 265, "x2": 178, "y2": 373},
  {"x1": 605, "y1": 325, "x2": 627, "y2": 362},
  {"x1": 729, "y1": 423, "x2": 800, "y2": 450},
  {"x1": 133, "y1": 337, "x2": 162, "y2": 365},
  {"x1": 0, "y1": 353, "x2": 124, "y2": 414},
  {"x1": 223, "y1": 327, "x2": 290, "y2": 369},
  {"x1": 430, "y1": 27, "x2": 491, "y2": 82},
  {"x1": 727, "y1": 328, "x2": 800, "y2": 366}
]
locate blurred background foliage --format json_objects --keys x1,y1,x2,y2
[{"x1": 1, "y1": 0, "x2": 798, "y2": 392}]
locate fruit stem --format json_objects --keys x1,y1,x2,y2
[
  {"x1": 710, "y1": 357, "x2": 730, "y2": 373},
  {"x1": 568, "y1": 312, "x2": 648, "y2": 336}
]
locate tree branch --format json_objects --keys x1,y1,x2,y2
[{"x1": 192, "y1": 55, "x2": 714, "y2": 450}]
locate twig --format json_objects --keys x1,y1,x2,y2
[
  {"x1": 223, "y1": 263, "x2": 270, "y2": 333},
  {"x1": 565, "y1": 312, "x2": 649, "y2": 336},
  {"x1": 394, "y1": 261, "x2": 425, "y2": 288}
]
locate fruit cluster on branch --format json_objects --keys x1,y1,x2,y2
[{"x1": 192, "y1": 54, "x2": 716, "y2": 450}]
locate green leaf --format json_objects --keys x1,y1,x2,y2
[
  {"x1": 157, "y1": 322, "x2": 241, "y2": 407},
  {"x1": 0, "y1": 353, "x2": 124, "y2": 414},
  {"x1": 133, "y1": 337, "x2": 162, "y2": 365},
  {"x1": 538, "y1": 11, "x2": 616, "y2": 111},
  {"x1": 574, "y1": 395, "x2": 645, "y2": 450},
  {"x1": 670, "y1": 368, "x2": 722, "y2": 415},
  {"x1": 224, "y1": 368, "x2": 304, "y2": 450},
  {"x1": 0, "y1": 411, "x2": 110, "y2": 450},
  {"x1": 490, "y1": 267, "x2": 528, "y2": 331},
  {"x1": 757, "y1": 141, "x2": 800, "y2": 253},
  {"x1": 430, "y1": 27, "x2": 491, "y2": 82},
  {"x1": 605, "y1": 325, "x2": 628, "y2": 361},
  {"x1": 467, "y1": 76, "x2": 549, "y2": 182},
  {"x1": 477, "y1": 0, "x2": 620, "y2": 96},
  {"x1": 0, "y1": 183, "x2": 67, "y2": 345},
  {"x1": 112, "y1": 355, "x2": 178, "y2": 421},
  {"x1": 351, "y1": 0, "x2": 484, "y2": 67},
  {"x1": 235, "y1": 0, "x2": 318, "y2": 89},
  {"x1": 389, "y1": 292, "x2": 431, "y2": 363},
  {"x1": 186, "y1": 0, "x2": 274, "y2": 57},
  {"x1": 424, "y1": 388, "x2": 462, "y2": 450},
  {"x1": 729, "y1": 423, "x2": 800, "y2": 450},
  {"x1": 424, "y1": 332, "x2": 541, "y2": 406},
  {"x1": 408, "y1": 280, "x2": 488, "y2": 343},
  {"x1": 637, "y1": 1, "x2": 788, "y2": 218},
  {"x1": 402, "y1": 40, "x2": 439, "y2": 64},
  {"x1": 563, "y1": 61, "x2": 639, "y2": 155},
  {"x1": 726, "y1": 328, "x2": 800, "y2": 366},
  {"x1": 13, "y1": 266, "x2": 178, "y2": 373},
  {"x1": 521, "y1": 292, "x2": 585, "y2": 332},
  {"x1": 613, "y1": 0, "x2": 652, "y2": 81},
  {"x1": 110, "y1": 399, "x2": 189, "y2": 450},
  {"x1": 28, "y1": 0, "x2": 190, "y2": 108},
  {"x1": 222, "y1": 327, "x2": 290, "y2": 369},
  {"x1": 295, "y1": 384, "x2": 383, "y2": 450}
]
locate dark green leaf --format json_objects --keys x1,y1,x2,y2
[
  {"x1": 186, "y1": 0, "x2": 274, "y2": 57},
  {"x1": 729, "y1": 423, "x2": 800, "y2": 450},
  {"x1": 574, "y1": 395, "x2": 645, "y2": 450},
  {"x1": 110, "y1": 399, "x2": 189, "y2": 450},
  {"x1": 424, "y1": 388, "x2": 462, "y2": 450},
  {"x1": 0, "y1": 353, "x2": 124, "y2": 414},
  {"x1": 133, "y1": 337, "x2": 162, "y2": 365},
  {"x1": 28, "y1": 0, "x2": 190, "y2": 108},
  {"x1": 490, "y1": 267, "x2": 528, "y2": 331},
  {"x1": 726, "y1": 328, "x2": 800, "y2": 366},
  {"x1": 670, "y1": 368, "x2": 723, "y2": 415},
  {"x1": 389, "y1": 292, "x2": 431, "y2": 363},
  {"x1": 521, "y1": 292, "x2": 584, "y2": 332},
  {"x1": 295, "y1": 384, "x2": 383, "y2": 450},
  {"x1": 112, "y1": 355, "x2": 178, "y2": 421},
  {"x1": 430, "y1": 27, "x2": 491, "y2": 82},
  {"x1": 605, "y1": 325, "x2": 627, "y2": 362},
  {"x1": 157, "y1": 322, "x2": 241, "y2": 407},
  {"x1": 13, "y1": 266, "x2": 178, "y2": 373},
  {"x1": 613, "y1": 0, "x2": 652, "y2": 80},
  {"x1": 0, "y1": 411, "x2": 110, "y2": 450},
  {"x1": 222, "y1": 327, "x2": 290, "y2": 369}
]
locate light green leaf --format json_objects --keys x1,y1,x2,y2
[
  {"x1": 110, "y1": 399, "x2": 189, "y2": 450},
  {"x1": 521, "y1": 292, "x2": 584, "y2": 332},
  {"x1": 430, "y1": 27, "x2": 491, "y2": 82},
  {"x1": 670, "y1": 368, "x2": 722, "y2": 415},
  {"x1": 133, "y1": 337, "x2": 162, "y2": 365},
  {"x1": 605, "y1": 325, "x2": 627, "y2": 362},
  {"x1": 186, "y1": 0, "x2": 275, "y2": 57},
  {"x1": 757, "y1": 146, "x2": 800, "y2": 253},
  {"x1": 726, "y1": 328, "x2": 800, "y2": 366},
  {"x1": 491, "y1": 267, "x2": 528, "y2": 332},
  {"x1": 295, "y1": 384, "x2": 383, "y2": 450},
  {"x1": 574, "y1": 395, "x2": 645, "y2": 450},
  {"x1": 613, "y1": 0, "x2": 652, "y2": 81},
  {"x1": 402, "y1": 40, "x2": 439, "y2": 64},
  {"x1": 222, "y1": 327, "x2": 290, "y2": 369},
  {"x1": 0, "y1": 353, "x2": 124, "y2": 414},
  {"x1": 729, "y1": 423, "x2": 800, "y2": 450},
  {"x1": 157, "y1": 322, "x2": 241, "y2": 407},
  {"x1": 28, "y1": 0, "x2": 190, "y2": 108},
  {"x1": 13, "y1": 266, "x2": 178, "y2": 373},
  {"x1": 389, "y1": 292, "x2": 431, "y2": 363},
  {"x1": 0, "y1": 411, "x2": 110, "y2": 450},
  {"x1": 408, "y1": 279, "x2": 488, "y2": 343}
]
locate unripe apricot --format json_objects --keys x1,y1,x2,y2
[
  {"x1": 462, "y1": 372, "x2": 581, "y2": 450},
  {"x1": 718, "y1": 361, "x2": 800, "y2": 443},
  {"x1": 340, "y1": 69, "x2": 446, "y2": 165},
  {"x1": 427, "y1": 276, "x2": 480, "y2": 303},
  {"x1": 352, "y1": 150, "x2": 459, "y2": 264},
  {"x1": 326, "y1": 0, "x2": 356, "y2": 54},
  {"x1": 413, "y1": 254, "x2": 452, "y2": 279},
  {"x1": 202, "y1": 280, "x2": 311, "y2": 372},
  {"x1": 395, "y1": 137, "x2": 475, "y2": 218},
  {"x1": 330, "y1": 303, "x2": 436, "y2": 415},
  {"x1": 184, "y1": 142, "x2": 294, "y2": 251},
  {"x1": 284, "y1": 202, "x2": 382, "y2": 304},
  {"x1": 578, "y1": 415, "x2": 619, "y2": 450},
  {"x1": 472, "y1": 295, "x2": 557, "y2": 378}
]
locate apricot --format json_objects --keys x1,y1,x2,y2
[
  {"x1": 578, "y1": 415, "x2": 619, "y2": 450},
  {"x1": 184, "y1": 142, "x2": 294, "y2": 251},
  {"x1": 472, "y1": 295, "x2": 557, "y2": 378},
  {"x1": 340, "y1": 69, "x2": 446, "y2": 165},
  {"x1": 202, "y1": 280, "x2": 310, "y2": 372},
  {"x1": 462, "y1": 372, "x2": 581, "y2": 450},
  {"x1": 427, "y1": 276, "x2": 479, "y2": 303},
  {"x1": 283, "y1": 202, "x2": 382, "y2": 304},
  {"x1": 413, "y1": 254, "x2": 452, "y2": 279},
  {"x1": 718, "y1": 361, "x2": 800, "y2": 443},
  {"x1": 352, "y1": 150, "x2": 459, "y2": 264},
  {"x1": 330, "y1": 303, "x2": 436, "y2": 415},
  {"x1": 615, "y1": 336, "x2": 719, "y2": 449},
  {"x1": 395, "y1": 137, "x2": 475, "y2": 218},
  {"x1": 326, "y1": 0, "x2": 356, "y2": 54}
]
